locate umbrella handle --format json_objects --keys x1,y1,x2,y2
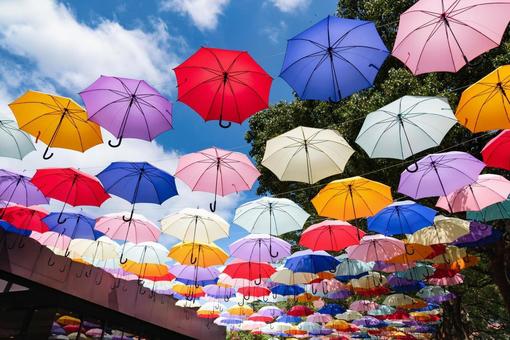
[
  {"x1": 322, "y1": 285, "x2": 329, "y2": 295},
  {"x1": 254, "y1": 275, "x2": 262, "y2": 286},
  {"x1": 119, "y1": 253, "x2": 129, "y2": 264},
  {"x1": 57, "y1": 212, "x2": 68, "y2": 224},
  {"x1": 42, "y1": 145, "x2": 54, "y2": 160},
  {"x1": 47, "y1": 254, "x2": 56, "y2": 267},
  {"x1": 311, "y1": 286, "x2": 318, "y2": 295},
  {"x1": 18, "y1": 238, "x2": 25, "y2": 248},
  {"x1": 64, "y1": 249, "x2": 71, "y2": 257},
  {"x1": 139, "y1": 286, "x2": 146, "y2": 295},
  {"x1": 218, "y1": 119, "x2": 232, "y2": 129},
  {"x1": 209, "y1": 201, "x2": 217, "y2": 212},
  {"x1": 85, "y1": 268, "x2": 92, "y2": 278},
  {"x1": 405, "y1": 244, "x2": 415, "y2": 256},
  {"x1": 405, "y1": 162, "x2": 419, "y2": 173},
  {"x1": 122, "y1": 209, "x2": 134, "y2": 222},
  {"x1": 59, "y1": 259, "x2": 69, "y2": 272},
  {"x1": 269, "y1": 244, "x2": 279, "y2": 259},
  {"x1": 108, "y1": 136, "x2": 123, "y2": 148},
  {"x1": 262, "y1": 295, "x2": 269, "y2": 303},
  {"x1": 237, "y1": 299, "x2": 245, "y2": 306},
  {"x1": 76, "y1": 267, "x2": 85, "y2": 278},
  {"x1": 272, "y1": 293, "x2": 278, "y2": 300},
  {"x1": 243, "y1": 294, "x2": 251, "y2": 301},
  {"x1": 224, "y1": 296, "x2": 230, "y2": 302}
]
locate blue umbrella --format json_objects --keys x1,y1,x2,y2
[
  {"x1": 335, "y1": 255, "x2": 372, "y2": 281},
  {"x1": 285, "y1": 249, "x2": 340, "y2": 273},
  {"x1": 97, "y1": 162, "x2": 178, "y2": 221},
  {"x1": 270, "y1": 284, "x2": 305, "y2": 297},
  {"x1": 318, "y1": 303, "x2": 345, "y2": 316},
  {"x1": 43, "y1": 213, "x2": 97, "y2": 241},
  {"x1": 0, "y1": 220, "x2": 30, "y2": 236},
  {"x1": 276, "y1": 314, "x2": 302, "y2": 323},
  {"x1": 367, "y1": 200, "x2": 436, "y2": 235},
  {"x1": 280, "y1": 16, "x2": 388, "y2": 102},
  {"x1": 395, "y1": 263, "x2": 435, "y2": 281}
]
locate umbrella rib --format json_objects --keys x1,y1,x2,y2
[
  {"x1": 131, "y1": 99, "x2": 153, "y2": 141},
  {"x1": 330, "y1": 21, "x2": 373, "y2": 48},
  {"x1": 228, "y1": 77, "x2": 269, "y2": 109},
  {"x1": 279, "y1": 50, "x2": 330, "y2": 75},
  {"x1": 190, "y1": 162, "x2": 218, "y2": 192},
  {"x1": 203, "y1": 79, "x2": 225, "y2": 121},
  {"x1": 226, "y1": 78, "x2": 242, "y2": 123},
  {"x1": 135, "y1": 97, "x2": 173, "y2": 128},
  {"x1": 413, "y1": 20, "x2": 447, "y2": 73},
  {"x1": 300, "y1": 53, "x2": 330, "y2": 99}
]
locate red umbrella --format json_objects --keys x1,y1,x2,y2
[
  {"x1": 223, "y1": 260, "x2": 276, "y2": 285},
  {"x1": 173, "y1": 47, "x2": 272, "y2": 128},
  {"x1": 299, "y1": 220, "x2": 365, "y2": 251},
  {"x1": 287, "y1": 305, "x2": 313, "y2": 317},
  {"x1": 31, "y1": 168, "x2": 110, "y2": 223},
  {"x1": 237, "y1": 286, "x2": 270, "y2": 298},
  {"x1": 481, "y1": 130, "x2": 510, "y2": 171},
  {"x1": 248, "y1": 313, "x2": 273, "y2": 323},
  {"x1": 0, "y1": 204, "x2": 49, "y2": 232}
]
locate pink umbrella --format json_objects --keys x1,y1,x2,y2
[
  {"x1": 174, "y1": 147, "x2": 260, "y2": 212},
  {"x1": 393, "y1": 0, "x2": 510, "y2": 75},
  {"x1": 345, "y1": 235, "x2": 405, "y2": 262},
  {"x1": 436, "y1": 174, "x2": 510, "y2": 212},
  {"x1": 31, "y1": 231, "x2": 72, "y2": 255},
  {"x1": 349, "y1": 300, "x2": 379, "y2": 313},
  {"x1": 428, "y1": 273, "x2": 464, "y2": 286},
  {"x1": 306, "y1": 313, "x2": 332, "y2": 323}
]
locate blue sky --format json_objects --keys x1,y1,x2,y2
[{"x1": 0, "y1": 0, "x2": 337, "y2": 250}]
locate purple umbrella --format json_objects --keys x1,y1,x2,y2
[
  {"x1": 229, "y1": 234, "x2": 291, "y2": 263},
  {"x1": 352, "y1": 316, "x2": 384, "y2": 328},
  {"x1": 453, "y1": 221, "x2": 492, "y2": 245},
  {"x1": 398, "y1": 151, "x2": 485, "y2": 211},
  {"x1": 203, "y1": 284, "x2": 236, "y2": 300},
  {"x1": 79, "y1": 75, "x2": 172, "y2": 147},
  {"x1": 169, "y1": 265, "x2": 220, "y2": 287},
  {"x1": 0, "y1": 169, "x2": 48, "y2": 212}
]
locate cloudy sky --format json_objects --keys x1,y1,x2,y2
[{"x1": 0, "y1": 0, "x2": 336, "y2": 249}]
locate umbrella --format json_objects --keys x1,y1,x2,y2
[
  {"x1": 368, "y1": 305, "x2": 395, "y2": 316},
  {"x1": 262, "y1": 126, "x2": 354, "y2": 184},
  {"x1": 258, "y1": 306, "x2": 283, "y2": 318},
  {"x1": 349, "y1": 300, "x2": 379, "y2": 313},
  {"x1": 237, "y1": 286, "x2": 271, "y2": 300},
  {"x1": 383, "y1": 294, "x2": 416, "y2": 308},
  {"x1": 345, "y1": 235, "x2": 405, "y2": 262},
  {"x1": 228, "y1": 305, "x2": 254, "y2": 317},
  {"x1": 161, "y1": 208, "x2": 229, "y2": 244},
  {"x1": 31, "y1": 231, "x2": 71, "y2": 256},
  {"x1": 97, "y1": 161, "x2": 177, "y2": 222},
  {"x1": 456, "y1": 66, "x2": 510, "y2": 132},
  {"x1": 311, "y1": 176, "x2": 392, "y2": 230},
  {"x1": 392, "y1": 0, "x2": 510, "y2": 75},
  {"x1": 173, "y1": 47, "x2": 272, "y2": 128},
  {"x1": 306, "y1": 313, "x2": 332, "y2": 323},
  {"x1": 270, "y1": 268, "x2": 316, "y2": 285},
  {"x1": 467, "y1": 196, "x2": 510, "y2": 222},
  {"x1": 299, "y1": 220, "x2": 364, "y2": 251},
  {"x1": 170, "y1": 265, "x2": 219, "y2": 286},
  {"x1": 229, "y1": 234, "x2": 291, "y2": 263},
  {"x1": 334, "y1": 254, "x2": 372, "y2": 281},
  {"x1": 0, "y1": 119, "x2": 35, "y2": 159},
  {"x1": 356, "y1": 96, "x2": 456, "y2": 163},
  {"x1": 31, "y1": 168, "x2": 109, "y2": 223},
  {"x1": 367, "y1": 200, "x2": 436, "y2": 236},
  {"x1": 203, "y1": 284, "x2": 236, "y2": 300},
  {"x1": 337, "y1": 310, "x2": 363, "y2": 321},
  {"x1": 396, "y1": 263, "x2": 435, "y2": 281},
  {"x1": 325, "y1": 319, "x2": 352, "y2": 331},
  {"x1": 223, "y1": 260, "x2": 276, "y2": 285},
  {"x1": 70, "y1": 237, "x2": 120, "y2": 262},
  {"x1": 174, "y1": 147, "x2": 259, "y2": 211},
  {"x1": 168, "y1": 242, "x2": 228, "y2": 267},
  {"x1": 287, "y1": 305, "x2": 313, "y2": 317},
  {"x1": 234, "y1": 197, "x2": 309, "y2": 258},
  {"x1": 270, "y1": 284, "x2": 305, "y2": 297},
  {"x1": 318, "y1": 304, "x2": 345, "y2": 316},
  {"x1": 387, "y1": 243, "x2": 433, "y2": 264},
  {"x1": 453, "y1": 222, "x2": 493, "y2": 245},
  {"x1": 407, "y1": 215, "x2": 470, "y2": 245},
  {"x1": 123, "y1": 241, "x2": 168, "y2": 264},
  {"x1": 0, "y1": 220, "x2": 31, "y2": 236},
  {"x1": 284, "y1": 250, "x2": 340, "y2": 273},
  {"x1": 79, "y1": 75, "x2": 172, "y2": 147},
  {"x1": 436, "y1": 174, "x2": 510, "y2": 213},
  {"x1": 175, "y1": 299, "x2": 201, "y2": 308},
  {"x1": 352, "y1": 316, "x2": 384, "y2": 328},
  {"x1": 260, "y1": 322, "x2": 292, "y2": 333},
  {"x1": 280, "y1": 16, "x2": 388, "y2": 101},
  {"x1": 298, "y1": 321, "x2": 322, "y2": 333},
  {"x1": 9, "y1": 90, "x2": 102, "y2": 159},
  {"x1": 0, "y1": 204, "x2": 48, "y2": 232},
  {"x1": 0, "y1": 170, "x2": 48, "y2": 210},
  {"x1": 482, "y1": 129, "x2": 510, "y2": 170}
]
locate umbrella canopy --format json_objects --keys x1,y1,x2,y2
[
  {"x1": 9, "y1": 90, "x2": 102, "y2": 159},
  {"x1": 356, "y1": 96, "x2": 456, "y2": 160},
  {"x1": 223, "y1": 260, "x2": 276, "y2": 284},
  {"x1": 306, "y1": 313, "x2": 333, "y2": 323},
  {"x1": 161, "y1": 208, "x2": 229, "y2": 244},
  {"x1": 173, "y1": 47, "x2": 272, "y2": 127},
  {"x1": 237, "y1": 286, "x2": 271, "y2": 298},
  {"x1": 31, "y1": 231, "x2": 71, "y2": 256},
  {"x1": 392, "y1": 0, "x2": 510, "y2": 75},
  {"x1": 407, "y1": 215, "x2": 470, "y2": 245},
  {"x1": 312, "y1": 176, "x2": 392, "y2": 222},
  {"x1": 349, "y1": 300, "x2": 379, "y2": 312},
  {"x1": 270, "y1": 268, "x2": 316, "y2": 285},
  {"x1": 0, "y1": 204, "x2": 48, "y2": 232},
  {"x1": 262, "y1": 126, "x2": 354, "y2": 184},
  {"x1": 0, "y1": 220, "x2": 31, "y2": 236},
  {"x1": 168, "y1": 242, "x2": 228, "y2": 267},
  {"x1": 171, "y1": 265, "x2": 220, "y2": 286},
  {"x1": 337, "y1": 310, "x2": 363, "y2": 321},
  {"x1": 228, "y1": 305, "x2": 254, "y2": 316},
  {"x1": 318, "y1": 304, "x2": 345, "y2": 316},
  {"x1": 387, "y1": 243, "x2": 434, "y2": 264},
  {"x1": 456, "y1": 66, "x2": 510, "y2": 132},
  {"x1": 123, "y1": 241, "x2": 168, "y2": 264},
  {"x1": 395, "y1": 263, "x2": 435, "y2": 281},
  {"x1": 383, "y1": 294, "x2": 416, "y2": 307},
  {"x1": 482, "y1": 129, "x2": 510, "y2": 170},
  {"x1": 287, "y1": 305, "x2": 314, "y2": 317},
  {"x1": 299, "y1": 220, "x2": 364, "y2": 251},
  {"x1": 258, "y1": 306, "x2": 283, "y2": 318},
  {"x1": 334, "y1": 256, "x2": 372, "y2": 280},
  {"x1": 69, "y1": 237, "x2": 120, "y2": 262},
  {"x1": 79, "y1": 76, "x2": 172, "y2": 147},
  {"x1": 97, "y1": 161, "x2": 177, "y2": 221},
  {"x1": 467, "y1": 196, "x2": 510, "y2": 222},
  {"x1": 280, "y1": 16, "x2": 388, "y2": 101},
  {"x1": 325, "y1": 319, "x2": 351, "y2": 331},
  {"x1": 229, "y1": 234, "x2": 291, "y2": 263},
  {"x1": 0, "y1": 170, "x2": 48, "y2": 208},
  {"x1": 203, "y1": 284, "x2": 236, "y2": 299},
  {"x1": 42, "y1": 213, "x2": 97, "y2": 256},
  {"x1": 174, "y1": 147, "x2": 259, "y2": 212},
  {"x1": 367, "y1": 200, "x2": 436, "y2": 236},
  {"x1": 436, "y1": 174, "x2": 510, "y2": 212},
  {"x1": 0, "y1": 119, "x2": 35, "y2": 159},
  {"x1": 285, "y1": 250, "x2": 340, "y2": 273},
  {"x1": 346, "y1": 235, "x2": 405, "y2": 262},
  {"x1": 270, "y1": 284, "x2": 305, "y2": 297}
]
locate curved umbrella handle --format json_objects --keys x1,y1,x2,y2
[
  {"x1": 18, "y1": 238, "x2": 25, "y2": 248},
  {"x1": 405, "y1": 161, "x2": 419, "y2": 173},
  {"x1": 269, "y1": 244, "x2": 279, "y2": 259},
  {"x1": 76, "y1": 267, "x2": 85, "y2": 278},
  {"x1": 310, "y1": 285, "x2": 318, "y2": 295},
  {"x1": 209, "y1": 201, "x2": 217, "y2": 212},
  {"x1": 57, "y1": 212, "x2": 68, "y2": 224},
  {"x1": 243, "y1": 294, "x2": 251, "y2": 301},
  {"x1": 262, "y1": 295, "x2": 269, "y2": 303},
  {"x1": 59, "y1": 260, "x2": 69, "y2": 273},
  {"x1": 64, "y1": 249, "x2": 71, "y2": 257},
  {"x1": 119, "y1": 253, "x2": 129, "y2": 264},
  {"x1": 84, "y1": 268, "x2": 92, "y2": 278},
  {"x1": 42, "y1": 145, "x2": 54, "y2": 160},
  {"x1": 122, "y1": 208, "x2": 134, "y2": 222},
  {"x1": 254, "y1": 275, "x2": 262, "y2": 286},
  {"x1": 218, "y1": 119, "x2": 232, "y2": 129},
  {"x1": 272, "y1": 293, "x2": 278, "y2": 300},
  {"x1": 108, "y1": 135, "x2": 123, "y2": 148},
  {"x1": 405, "y1": 244, "x2": 415, "y2": 256},
  {"x1": 322, "y1": 284, "x2": 329, "y2": 295},
  {"x1": 237, "y1": 299, "x2": 245, "y2": 306},
  {"x1": 47, "y1": 254, "x2": 56, "y2": 267},
  {"x1": 224, "y1": 296, "x2": 231, "y2": 302}
]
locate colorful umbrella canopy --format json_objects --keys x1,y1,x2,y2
[
  {"x1": 0, "y1": 170, "x2": 48, "y2": 208},
  {"x1": 392, "y1": 0, "x2": 510, "y2": 75},
  {"x1": 168, "y1": 242, "x2": 228, "y2": 267},
  {"x1": 258, "y1": 306, "x2": 283, "y2": 318},
  {"x1": 325, "y1": 319, "x2": 352, "y2": 331},
  {"x1": 387, "y1": 243, "x2": 433, "y2": 264},
  {"x1": 299, "y1": 220, "x2": 364, "y2": 251},
  {"x1": 367, "y1": 200, "x2": 436, "y2": 236},
  {"x1": 161, "y1": 208, "x2": 229, "y2": 244},
  {"x1": 270, "y1": 284, "x2": 305, "y2": 297},
  {"x1": 31, "y1": 231, "x2": 71, "y2": 256},
  {"x1": 356, "y1": 96, "x2": 456, "y2": 161},
  {"x1": 203, "y1": 284, "x2": 236, "y2": 300},
  {"x1": 228, "y1": 305, "x2": 254, "y2": 316},
  {"x1": 482, "y1": 129, "x2": 510, "y2": 170},
  {"x1": 395, "y1": 263, "x2": 435, "y2": 281},
  {"x1": 9, "y1": 90, "x2": 103, "y2": 159},
  {"x1": 0, "y1": 204, "x2": 48, "y2": 232},
  {"x1": 0, "y1": 220, "x2": 31, "y2": 236},
  {"x1": 349, "y1": 300, "x2": 379, "y2": 313},
  {"x1": 174, "y1": 47, "x2": 272, "y2": 128},
  {"x1": 456, "y1": 65, "x2": 510, "y2": 132},
  {"x1": 223, "y1": 260, "x2": 276, "y2": 285},
  {"x1": 436, "y1": 174, "x2": 510, "y2": 212},
  {"x1": 383, "y1": 294, "x2": 416, "y2": 307},
  {"x1": 336, "y1": 310, "x2": 363, "y2": 321},
  {"x1": 270, "y1": 268, "x2": 316, "y2": 285},
  {"x1": 407, "y1": 215, "x2": 470, "y2": 245},
  {"x1": 122, "y1": 241, "x2": 168, "y2": 264},
  {"x1": 312, "y1": 176, "x2": 392, "y2": 222},
  {"x1": 0, "y1": 119, "x2": 35, "y2": 159},
  {"x1": 280, "y1": 16, "x2": 388, "y2": 101},
  {"x1": 237, "y1": 286, "x2": 271, "y2": 298},
  {"x1": 318, "y1": 304, "x2": 345, "y2": 316},
  {"x1": 306, "y1": 313, "x2": 332, "y2": 323},
  {"x1": 79, "y1": 75, "x2": 172, "y2": 147},
  {"x1": 285, "y1": 250, "x2": 340, "y2": 274},
  {"x1": 262, "y1": 126, "x2": 354, "y2": 184},
  {"x1": 287, "y1": 305, "x2": 313, "y2": 317},
  {"x1": 229, "y1": 234, "x2": 291, "y2": 263},
  {"x1": 452, "y1": 222, "x2": 492, "y2": 246},
  {"x1": 69, "y1": 236, "x2": 120, "y2": 262},
  {"x1": 346, "y1": 235, "x2": 405, "y2": 262},
  {"x1": 174, "y1": 147, "x2": 259, "y2": 211},
  {"x1": 466, "y1": 196, "x2": 510, "y2": 222},
  {"x1": 334, "y1": 255, "x2": 372, "y2": 280}
]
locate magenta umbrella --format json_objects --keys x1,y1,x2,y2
[
  {"x1": 436, "y1": 174, "x2": 510, "y2": 212},
  {"x1": 79, "y1": 75, "x2": 172, "y2": 147},
  {"x1": 174, "y1": 147, "x2": 260, "y2": 212},
  {"x1": 393, "y1": 0, "x2": 510, "y2": 75},
  {"x1": 345, "y1": 234, "x2": 405, "y2": 262}
]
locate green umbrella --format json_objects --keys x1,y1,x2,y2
[
  {"x1": 467, "y1": 196, "x2": 510, "y2": 222},
  {"x1": 0, "y1": 120, "x2": 35, "y2": 159}
]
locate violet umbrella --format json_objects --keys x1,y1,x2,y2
[
  {"x1": 170, "y1": 264, "x2": 220, "y2": 288},
  {"x1": 79, "y1": 75, "x2": 172, "y2": 147},
  {"x1": 174, "y1": 147, "x2": 260, "y2": 212},
  {"x1": 203, "y1": 284, "x2": 236, "y2": 301},
  {"x1": 452, "y1": 221, "x2": 492, "y2": 245},
  {"x1": 229, "y1": 234, "x2": 291, "y2": 263},
  {"x1": 0, "y1": 169, "x2": 48, "y2": 214}
]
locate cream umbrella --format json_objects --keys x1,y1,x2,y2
[
  {"x1": 383, "y1": 293, "x2": 415, "y2": 307},
  {"x1": 336, "y1": 310, "x2": 362, "y2": 321},
  {"x1": 407, "y1": 215, "x2": 470, "y2": 245},
  {"x1": 270, "y1": 268, "x2": 316, "y2": 285}
]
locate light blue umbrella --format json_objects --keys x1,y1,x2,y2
[{"x1": 0, "y1": 119, "x2": 35, "y2": 159}]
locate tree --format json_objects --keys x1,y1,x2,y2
[{"x1": 245, "y1": 0, "x2": 510, "y2": 338}]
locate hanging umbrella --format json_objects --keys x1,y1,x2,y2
[
  {"x1": 352, "y1": 316, "x2": 384, "y2": 328},
  {"x1": 97, "y1": 161, "x2": 177, "y2": 222},
  {"x1": 79, "y1": 75, "x2": 172, "y2": 147},
  {"x1": 270, "y1": 268, "x2": 316, "y2": 285},
  {"x1": 288, "y1": 305, "x2": 314, "y2": 317},
  {"x1": 285, "y1": 250, "x2": 340, "y2": 274},
  {"x1": 386, "y1": 243, "x2": 433, "y2": 264},
  {"x1": 69, "y1": 236, "x2": 120, "y2": 262},
  {"x1": 122, "y1": 241, "x2": 168, "y2": 264},
  {"x1": 325, "y1": 319, "x2": 352, "y2": 331},
  {"x1": 482, "y1": 129, "x2": 510, "y2": 170},
  {"x1": 31, "y1": 168, "x2": 110, "y2": 223},
  {"x1": 299, "y1": 220, "x2": 364, "y2": 251},
  {"x1": 203, "y1": 284, "x2": 236, "y2": 300},
  {"x1": 174, "y1": 47, "x2": 272, "y2": 128},
  {"x1": 223, "y1": 260, "x2": 275, "y2": 285},
  {"x1": 368, "y1": 305, "x2": 395, "y2": 317},
  {"x1": 356, "y1": 96, "x2": 456, "y2": 163},
  {"x1": 367, "y1": 200, "x2": 436, "y2": 236},
  {"x1": 436, "y1": 174, "x2": 510, "y2": 213},
  {"x1": 161, "y1": 208, "x2": 229, "y2": 244},
  {"x1": 234, "y1": 197, "x2": 309, "y2": 258},
  {"x1": 452, "y1": 222, "x2": 493, "y2": 246},
  {"x1": 31, "y1": 231, "x2": 71, "y2": 256},
  {"x1": 175, "y1": 299, "x2": 201, "y2": 308},
  {"x1": 0, "y1": 204, "x2": 48, "y2": 232},
  {"x1": 318, "y1": 304, "x2": 345, "y2": 316},
  {"x1": 228, "y1": 305, "x2": 254, "y2": 317},
  {"x1": 9, "y1": 90, "x2": 103, "y2": 159},
  {"x1": 334, "y1": 256, "x2": 372, "y2": 281},
  {"x1": 229, "y1": 234, "x2": 291, "y2": 263},
  {"x1": 174, "y1": 147, "x2": 259, "y2": 211},
  {"x1": 456, "y1": 66, "x2": 510, "y2": 132},
  {"x1": 280, "y1": 16, "x2": 388, "y2": 101},
  {"x1": 298, "y1": 321, "x2": 322, "y2": 333},
  {"x1": 270, "y1": 284, "x2": 305, "y2": 297},
  {"x1": 349, "y1": 300, "x2": 379, "y2": 313},
  {"x1": 0, "y1": 170, "x2": 48, "y2": 210},
  {"x1": 168, "y1": 242, "x2": 228, "y2": 267},
  {"x1": 197, "y1": 302, "x2": 226, "y2": 319},
  {"x1": 337, "y1": 310, "x2": 363, "y2": 321},
  {"x1": 383, "y1": 294, "x2": 416, "y2": 308},
  {"x1": 345, "y1": 235, "x2": 405, "y2": 262},
  {"x1": 262, "y1": 126, "x2": 354, "y2": 184},
  {"x1": 407, "y1": 215, "x2": 470, "y2": 245},
  {"x1": 0, "y1": 220, "x2": 31, "y2": 236},
  {"x1": 0, "y1": 119, "x2": 35, "y2": 159},
  {"x1": 306, "y1": 313, "x2": 332, "y2": 323},
  {"x1": 258, "y1": 306, "x2": 283, "y2": 319},
  {"x1": 392, "y1": 1, "x2": 510, "y2": 75},
  {"x1": 395, "y1": 263, "x2": 435, "y2": 281},
  {"x1": 170, "y1": 265, "x2": 219, "y2": 286},
  {"x1": 467, "y1": 196, "x2": 510, "y2": 222},
  {"x1": 237, "y1": 286, "x2": 271, "y2": 300}
]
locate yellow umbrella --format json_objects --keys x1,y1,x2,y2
[
  {"x1": 121, "y1": 259, "x2": 169, "y2": 278},
  {"x1": 311, "y1": 176, "x2": 392, "y2": 222},
  {"x1": 295, "y1": 292, "x2": 320, "y2": 302},
  {"x1": 325, "y1": 319, "x2": 351, "y2": 331},
  {"x1": 9, "y1": 90, "x2": 102, "y2": 159},
  {"x1": 456, "y1": 65, "x2": 510, "y2": 132},
  {"x1": 228, "y1": 305, "x2": 254, "y2": 316},
  {"x1": 430, "y1": 246, "x2": 467, "y2": 264},
  {"x1": 172, "y1": 284, "x2": 204, "y2": 298},
  {"x1": 383, "y1": 293, "x2": 415, "y2": 307},
  {"x1": 407, "y1": 215, "x2": 470, "y2": 245},
  {"x1": 56, "y1": 315, "x2": 81, "y2": 326},
  {"x1": 168, "y1": 242, "x2": 228, "y2": 267}
]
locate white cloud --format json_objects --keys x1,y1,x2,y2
[
  {"x1": 0, "y1": 0, "x2": 184, "y2": 94},
  {"x1": 262, "y1": 20, "x2": 288, "y2": 45},
  {"x1": 269, "y1": 0, "x2": 310, "y2": 13},
  {"x1": 160, "y1": 0, "x2": 230, "y2": 31}
]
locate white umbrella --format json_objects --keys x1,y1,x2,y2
[
  {"x1": 407, "y1": 215, "x2": 470, "y2": 245},
  {"x1": 161, "y1": 208, "x2": 229, "y2": 243},
  {"x1": 270, "y1": 268, "x2": 316, "y2": 285},
  {"x1": 262, "y1": 126, "x2": 354, "y2": 184},
  {"x1": 69, "y1": 236, "x2": 120, "y2": 261},
  {"x1": 0, "y1": 119, "x2": 35, "y2": 159},
  {"x1": 123, "y1": 241, "x2": 168, "y2": 264}
]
